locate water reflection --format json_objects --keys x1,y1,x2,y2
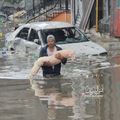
[
  {"x1": 71, "y1": 69, "x2": 105, "y2": 120},
  {"x1": 101, "y1": 55, "x2": 120, "y2": 120},
  {"x1": 30, "y1": 66, "x2": 105, "y2": 120},
  {"x1": 31, "y1": 77, "x2": 74, "y2": 120},
  {"x1": 2, "y1": 43, "x2": 120, "y2": 120}
]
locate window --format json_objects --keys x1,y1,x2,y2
[
  {"x1": 41, "y1": 29, "x2": 67, "y2": 43},
  {"x1": 16, "y1": 27, "x2": 29, "y2": 40},
  {"x1": 29, "y1": 29, "x2": 40, "y2": 45},
  {"x1": 41, "y1": 27, "x2": 88, "y2": 44}
]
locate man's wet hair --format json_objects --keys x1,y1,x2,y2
[{"x1": 47, "y1": 35, "x2": 55, "y2": 42}]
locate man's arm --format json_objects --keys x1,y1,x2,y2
[
  {"x1": 55, "y1": 53, "x2": 67, "y2": 65},
  {"x1": 56, "y1": 46, "x2": 67, "y2": 64},
  {"x1": 39, "y1": 47, "x2": 52, "y2": 66}
]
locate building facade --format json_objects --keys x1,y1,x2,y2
[{"x1": 71, "y1": 0, "x2": 120, "y2": 37}]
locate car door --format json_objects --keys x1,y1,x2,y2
[
  {"x1": 15, "y1": 27, "x2": 41, "y2": 54},
  {"x1": 27, "y1": 28, "x2": 41, "y2": 51},
  {"x1": 14, "y1": 27, "x2": 30, "y2": 53}
]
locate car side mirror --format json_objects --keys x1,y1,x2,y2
[
  {"x1": 14, "y1": 38, "x2": 21, "y2": 44},
  {"x1": 34, "y1": 39, "x2": 39, "y2": 44}
]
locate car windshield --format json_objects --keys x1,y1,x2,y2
[{"x1": 41, "y1": 27, "x2": 89, "y2": 44}]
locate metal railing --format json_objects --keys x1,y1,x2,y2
[
  {"x1": 26, "y1": 0, "x2": 70, "y2": 23},
  {"x1": 0, "y1": 0, "x2": 70, "y2": 41}
]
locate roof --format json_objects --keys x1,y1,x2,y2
[{"x1": 23, "y1": 21, "x2": 74, "y2": 31}]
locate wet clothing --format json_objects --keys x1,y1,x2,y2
[
  {"x1": 39, "y1": 45, "x2": 67, "y2": 77},
  {"x1": 47, "y1": 47, "x2": 57, "y2": 56}
]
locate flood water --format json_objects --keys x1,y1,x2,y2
[{"x1": 0, "y1": 40, "x2": 120, "y2": 120}]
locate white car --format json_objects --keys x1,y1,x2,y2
[{"x1": 5, "y1": 21, "x2": 107, "y2": 56}]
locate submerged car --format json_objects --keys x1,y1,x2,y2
[{"x1": 5, "y1": 21, "x2": 107, "y2": 56}]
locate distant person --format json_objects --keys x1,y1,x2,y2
[{"x1": 39, "y1": 35, "x2": 67, "y2": 77}]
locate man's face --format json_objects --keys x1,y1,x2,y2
[{"x1": 47, "y1": 39, "x2": 55, "y2": 48}]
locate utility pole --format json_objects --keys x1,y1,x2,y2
[
  {"x1": 71, "y1": 0, "x2": 75, "y2": 24},
  {"x1": 104, "y1": 0, "x2": 109, "y2": 19},
  {"x1": 96, "y1": 0, "x2": 99, "y2": 32},
  {"x1": 59, "y1": 0, "x2": 62, "y2": 9},
  {"x1": 33, "y1": 0, "x2": 35, "y2": 17},
  {"x1": 65, "y1": 0, "x2": 68, "y2": 11},
  {"x1": 43, "y1": 0, "x2": 46, "y2": 9}
]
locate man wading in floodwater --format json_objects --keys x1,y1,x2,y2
[{"x1": 39, "y1": 35, "x2": 67, "y2": 77}]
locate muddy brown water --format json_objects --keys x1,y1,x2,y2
[{"x1": 0, "y1": 41, "x2": 120, "y2": 120}]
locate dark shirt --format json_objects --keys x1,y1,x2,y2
[{"x1": 39, "y1": 45, "x2": 67, "y2": 77}]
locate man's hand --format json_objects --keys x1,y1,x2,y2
[
  {"x1": 43, "y1": 61, "x2": 52, "y2": 66},
  {"x1": 55, "y1": 53, "x2": 64, "y2": 60}
]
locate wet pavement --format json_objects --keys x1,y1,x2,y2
[{"x1": 0, "y1": 39, "x2": 120, "y2": 120}]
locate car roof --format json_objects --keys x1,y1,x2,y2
[{"x1": 22, "y1": 21, "x2": 74, "y2": 31}]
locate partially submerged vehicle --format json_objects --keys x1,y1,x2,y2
[{"x1": 5, "y1": 21, "x2": 107, "y2": 56}]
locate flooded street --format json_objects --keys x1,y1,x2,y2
[{"x1": 0, "y1": 40, "x2": 120, "y2": 120}]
